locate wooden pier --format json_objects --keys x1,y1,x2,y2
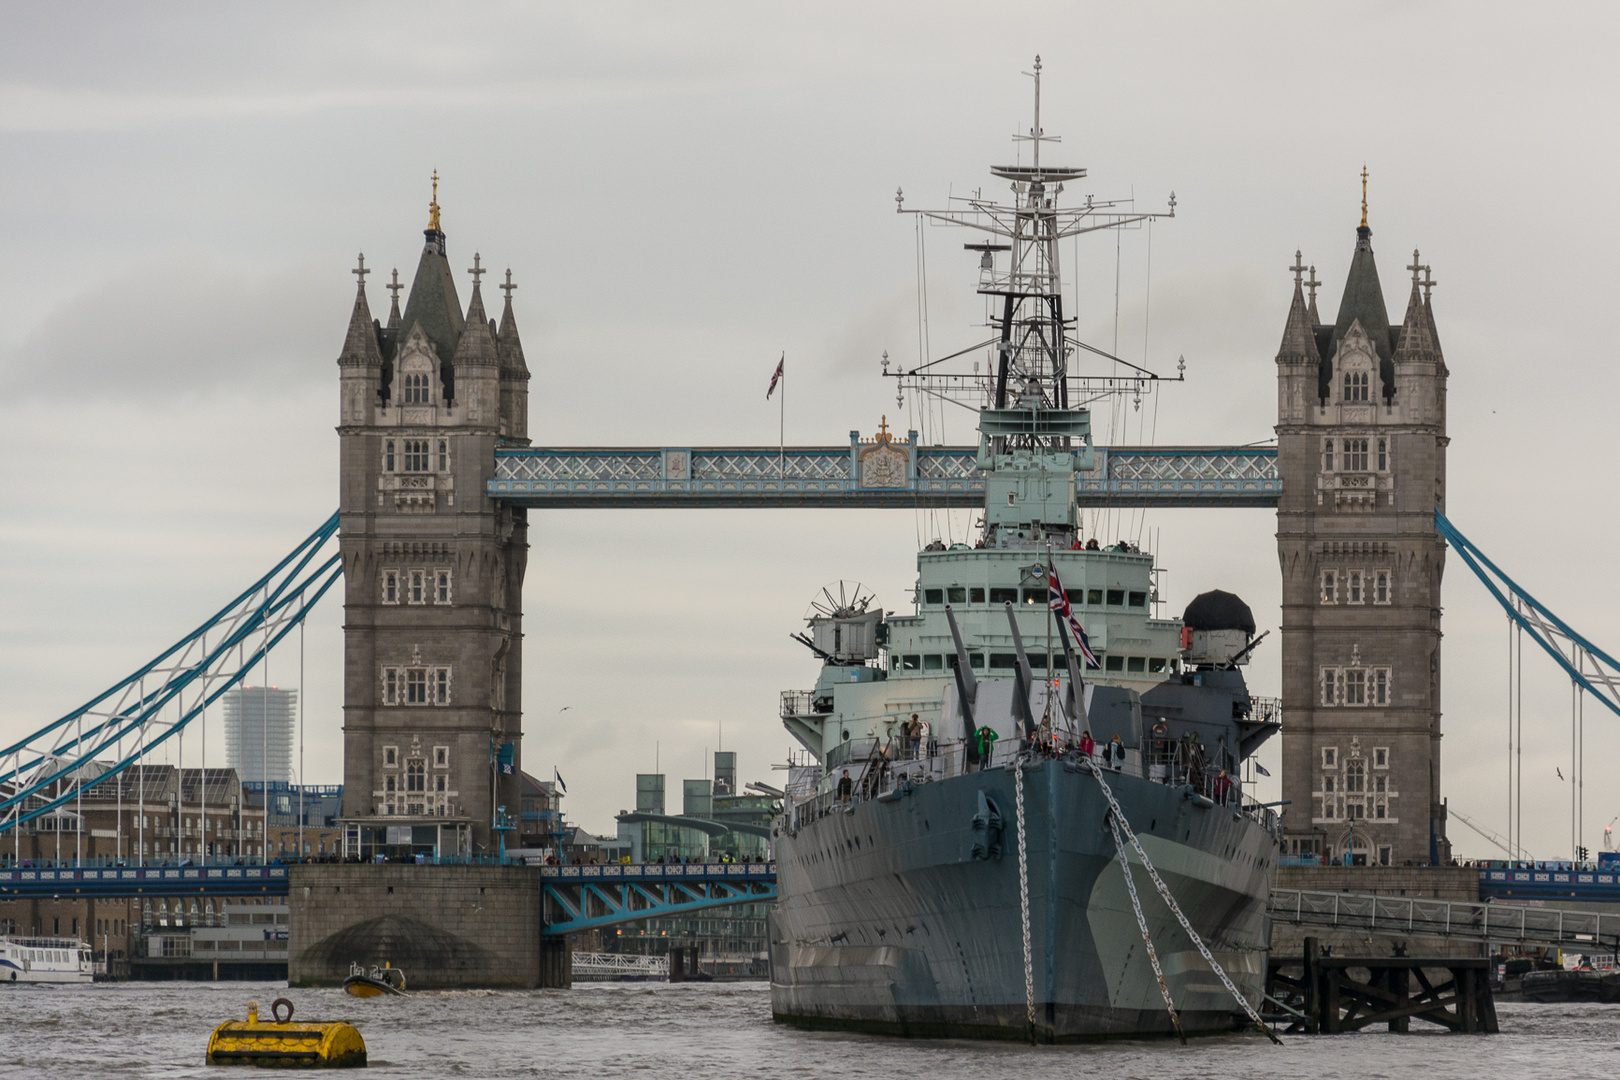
[{"x1": 1265, "y1": 938, "x2": 1498, "y2": 1034}]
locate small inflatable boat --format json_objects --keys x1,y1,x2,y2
[{"x1": 342, "y1": 961, "x2": 407, "y2": 997}]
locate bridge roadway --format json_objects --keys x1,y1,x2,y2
[
  {"x1": 0, "y1": 862, "x2": 287, "y2": 898},
  {"x1": 488, "y1": 443, "x2": 1280, "y2": 508}
]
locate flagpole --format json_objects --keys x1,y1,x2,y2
[{"x1": 779, "y1": 352, "x2": 785, "y2": 481}]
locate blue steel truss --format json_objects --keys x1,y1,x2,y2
[
  {"x1": 1437, "y1": 509, "x2": 1620, "y2": 720},
  {"x1": 0, "y1": 514, "x2": 343, "y2": 836},
  {"x1": 539, "y1": 863, "x2": 777, "y2": 935},
  {"x1": 489, "y1": 441, "x2": 1280, "y2": 508}
]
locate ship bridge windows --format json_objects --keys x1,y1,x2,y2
[
  {"x1": 1106, "y1": 589, "x2": 1124, "y2": 606},
  {"x1": 1087, "y1": 589, "x2": 1103, "y2": 605},
  {"x1": 1021, "y1": 589, "x2": 1044, "y2": 605},
  {"x1": 969, "y1": 588, "x2": 986, "y2": 604},
  {"x1": 989, "y1": 588, "x2": 1019, "y2": 605},
  {"x1": 1104, "y1": 655, "x2": 1124, "y2": 672},
  {"x1": 901, "y1": 654, "x2": 921, "y2": 671},
  {"x1": 924, "y1": 589, "x2": 944, "y2": 605},
  {"x1": 1148, "y1": 658, "x2": 1167, "y2": 673},
  {"x1": 923, "y1": 655, "x2": 943, "y2": 672},
  {"x1": 989, "y1": 654, "x2": 1018, "y2": 670},
  {"x1": 1126, "y1": 657, "x2": 1146, "y2": 672},
  {"x1": 969, "y1": 652, "x2": 984, "y2": 670},
  {"x1": 1128, "y1": 591, "x2": 1147, "y2": 608},
  {"x1": 947, "y1": 587, "x2": 966, "y2": 604},
  {"x1": 1065, "y1": 589, "x2": 1084, "y2": 605}
]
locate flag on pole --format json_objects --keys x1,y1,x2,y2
[
  {"x1": 554, "y1": 768, "x2": 568, "y2": 793},
  {"x1": 766, "y1": 353, "x2": 784, "y2": 399},
  {"x1": 1043, "y1": 560, "x2": 1100, "y2": 669},
  {"x1": 1254, "y1": 762, "x2": 1271, "y2": 778}
]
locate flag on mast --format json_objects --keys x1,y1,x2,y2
[
  {"x1": 766, "y1": 353, "x2": 784, "y2": 399},
  {"x1": 1044, "y1": 560, "x2": 1100, "y2": 668}
]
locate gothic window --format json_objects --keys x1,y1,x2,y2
[
  {"x1": 434, "y1": 570, "x2": 451, "y2": 604},
  {"x1": 1344, "y1": 669, "x2": 1366, "y2": 705},
  {"x1": 1374, "y1": 570, "x2": 1391, "y2": 605},
  {"x1": 382, "y1": 570, "x2": 399, "y2": 604},
  {"x1": 383, "y1": 669, "x2": 399, "y2": 705},
  {"x1": 409, "y1": 569, "x2": 425, "y2": 604},
  {"x1": 406, "y1": 669, "x2": 427, "y2": 704},
  {"x1": 384, "y1": 441, "x2": 395, "y2": 472},
  {"x1": 1343, "y1": 438, "x2": 1369, "y2": 471},
  {"x1": 1373, "y1": 747, "x2": 1389, "y2": 768},
  {"x1": 1377, "y1": 845, "x2": 1392, "y2": 865},
  {"x1": 437, "y1": 440, "x2": 449, "y2": 472},
  {"x1": 1320, "y1": 570, "x2": 1337, "y2": 604},
  {"x1": 1346, "y1": 760, "x2": 1366, "y2": 793},
  {"x1": 1372, "y1": 668, "x2": 1389, "y2": 706},
  {"x1": 1377, "y1": 438, "x2": 1388, "y2": 471},
  {"x1": 1344, "y1": 371, "x2": 1370, "y2": 402},
  {"x1": 434, "y1": 746, "x2": 448, "y2": 768},
  {"x1": 434, "y1": 775, "x2": 446, "y2": 793},
  {"x1": 1322, "y1": 747, "x2": 1338, "y2": 769},
  {"x1": 403, "y1": 373, "x2": 430, "y2": 405},
  {"x1": 1348, "y1": 570, "x2": 1364, "y2": 604},
  {"x1": 406, "y1": 760, "x2": 426, "y2": 793},
  {"x1": 432, "y1": 668, "x2": 450, "y2": 705},
  {"x1": 1322, "y1": 438, "x2": 1335, "y2": 472},
  {"x1": 385, "y1": 776, "x2": 396, "y2": 794},
  {"x1": 383, "y1": 746, "x2": 397, "y2": 767},
  {"x1": 403, "y1": 440, "x2": 430, "y2": 472}
]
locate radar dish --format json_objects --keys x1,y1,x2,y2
[{"x1": 805, "y1": 581, "x2": 877, "y2": 622}]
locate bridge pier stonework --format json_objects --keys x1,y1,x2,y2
[
  {"x1": 335, "y1": 190, "x2": 531, "y2": 856},
  {"x1": 1275, "y1": 206, "x2": 1450, "y2": 869}
]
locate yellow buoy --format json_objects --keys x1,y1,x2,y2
[{"x1": 206, "y1": 998, "x2": 366, "y2": 1068}]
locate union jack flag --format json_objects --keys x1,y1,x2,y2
[
  {"x1": 1043, "y1": 559, "x2": 1100, "y2": 669},
  {"x1": 766, "y1": 353, "x2": 784, "y2": 399}
]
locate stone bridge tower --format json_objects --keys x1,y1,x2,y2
[
  {"x1": 1275, "y1": 181, "x2": 1450, "y2": 867},
  {"x1": 335, "y1": 179, "x2": 531, "y2": 856}
]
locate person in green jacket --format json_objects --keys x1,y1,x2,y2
[{"x1": 976, "y1": 725, "x2": 1000, "y2": 762}]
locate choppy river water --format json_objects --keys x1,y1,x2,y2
[{"x1": 1, "y1": 980, "x2": 1617, "y2": 1078}]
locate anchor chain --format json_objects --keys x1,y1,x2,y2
[
  {"x1": 1106, "y1": 811, "x2": 1186, "y2": 1044},
  {"x1": 1013, "y1": 762, "x2": 1036, "y2": 1038},
  {"x1": 1083, "y1": 759, "x2": 1282, "y2": 1044}
]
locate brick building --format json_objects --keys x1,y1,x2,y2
[{"x1": 1275, "y1": 184, "x2": 1450, "y2": 866}]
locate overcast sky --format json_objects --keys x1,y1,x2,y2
[{"x1": 3, "y1": 2, "x2": 1618, "y2": 857}]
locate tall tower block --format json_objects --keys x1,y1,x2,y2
[
  {"x1": 335, "y1": 180, "x2": 531, "y2": 855},
  {"x1": 1275, "y1": 183, "x2": 1450, "y2": 867}
]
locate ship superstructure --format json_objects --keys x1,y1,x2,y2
[{"x1": 768, "y1": 60, "x2": 1282, "y2": 1042}]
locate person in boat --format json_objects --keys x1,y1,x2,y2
[
  {"x1": 1108, "y1": 733, "x2": 1125, "y2": 770},
  {"x1": 836, "y1": 770, "x2": 853, "y2": 805},
  {"x1": 1085, "y1": 538, "x2": 1100, "y2": 550},
  {"x1": 1079, "y1": 730, "x2": 1095, "y2": 759},
  {"x1": 1213, "y1": 769, "x2": 1233, "y2": 804}
]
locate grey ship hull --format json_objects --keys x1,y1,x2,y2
[{"x1": 770, "y1": 759, "x2": 1277, "y2": 1041}]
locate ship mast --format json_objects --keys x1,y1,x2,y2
[{"x1": 891, "y1": 57, "x2": 1175, "y2": 443}]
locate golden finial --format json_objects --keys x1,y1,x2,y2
[
  {"x1": 1359, "y1": 165, "x2": 1368, "y2": 228},
  {"x1": 427, "y1": 170, "x2": 441, "y2": 232}
]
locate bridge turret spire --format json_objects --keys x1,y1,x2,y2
[
  {"x1": 496, "y1": 268, "x2": 531, "y2": 443},
  {"x1": 337, "y1": 253, "x2": 384, "y2": 370}
]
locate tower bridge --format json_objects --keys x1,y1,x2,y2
[{"x1": 42, "y1": 172, "x2": 1620, "y2": 897}]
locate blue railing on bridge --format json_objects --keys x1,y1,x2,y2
[
  {"x1": 1479, "y1": 866, "x2": 1620, "y2": 901},
  {"x1": 488, "y1": 442, "x2": 1280, "y2": 509},
  {"x1": 0, "y1": 863, "x2": 288, "y2": 897},
  {"x1": 539, "y1": 862, "x2": 775, "y2": 882}
]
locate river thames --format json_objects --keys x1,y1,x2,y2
[{"x1": 1, "y1": 981, "x2": 1616, "y2": 1078}]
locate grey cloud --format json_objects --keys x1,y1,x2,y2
[{"x1": 4, "y1": 251, "x2": 344, "y2": 400}]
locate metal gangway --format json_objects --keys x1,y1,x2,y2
[
  {"x1": 570, "y1": 952, "x2": 669, "y2": 980},
  {"x1": 1270, "y1": 887, "x2": 1620, "y2": 952}
]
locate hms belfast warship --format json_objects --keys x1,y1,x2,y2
[{"x1": 769, "y1": 62, "x2": 1282, "y2": 1042}]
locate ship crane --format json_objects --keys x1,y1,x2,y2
[{"x1": 1449, "y1": 807, "x2": 1530, "y2": 862}]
